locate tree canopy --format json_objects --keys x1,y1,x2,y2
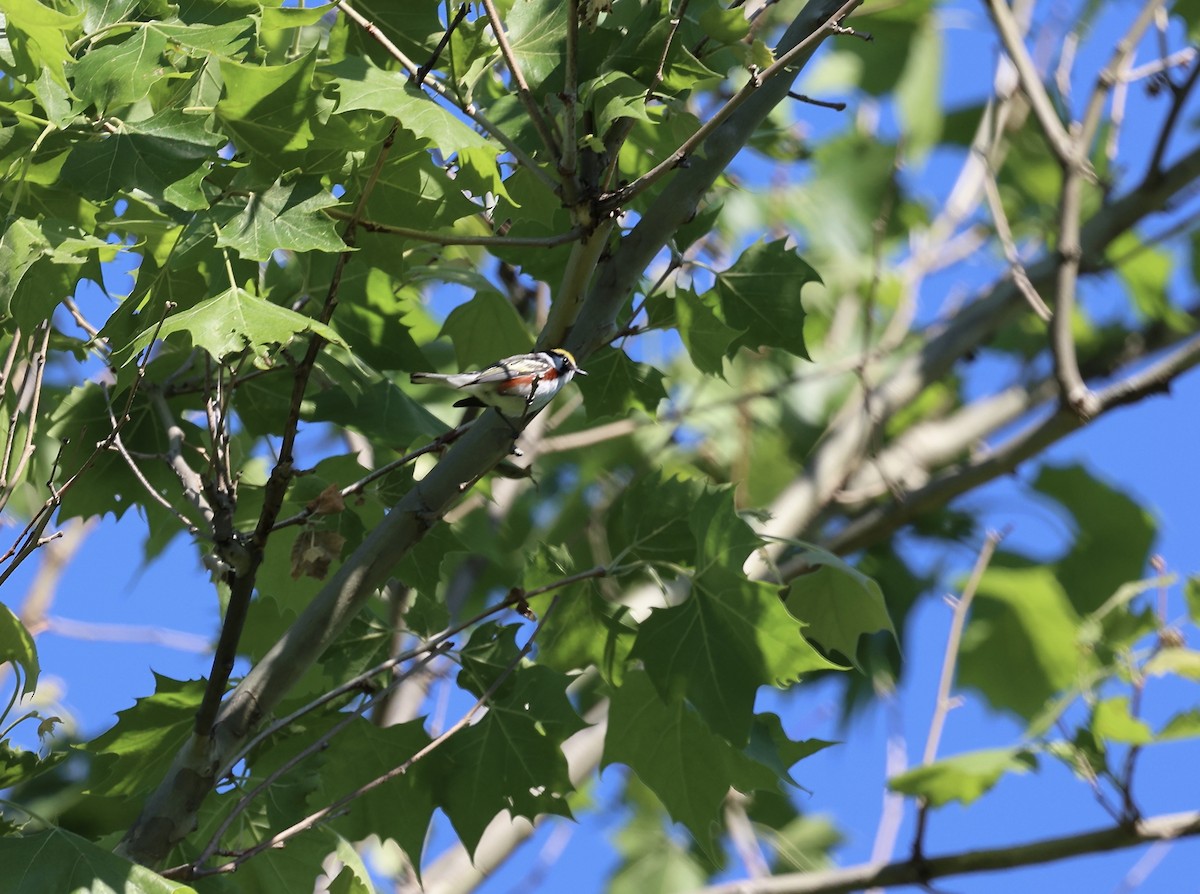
[{"x1": 1, "y1": 0, "x2": 1199, "y2": 892}]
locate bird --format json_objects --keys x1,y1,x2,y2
[{"x1": 409, "y1": 348, "x2": 586, "y2": 418}]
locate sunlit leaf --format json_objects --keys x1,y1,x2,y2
[
  {"x1": 783, "y1": 546, "x2": 896, "y2": 669},
  {"x1": 0, "y1": 603, "x2": 39, "y2": 696},
  {"x1": 959, "y1": 566, "x2": 1091, "y2": 719},
  {"x1": 888, "y1": 747, "x2": 1037, "y2": 807},
  {"x1": 128, "y1": 286, "x2": 348, "y2": 364}
]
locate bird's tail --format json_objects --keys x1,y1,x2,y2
[{"x1": 410, "y1": 372, "x2": 463, "y2": 386}]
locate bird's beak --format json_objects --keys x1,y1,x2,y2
[{"x1": 575, "y1": 369, "x2": 588, "y2": 376}]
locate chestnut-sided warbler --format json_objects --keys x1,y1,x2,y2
[{"x1": 409, "y1": 348, "x2": 586, "y2": 417}]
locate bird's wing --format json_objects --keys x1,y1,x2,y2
[{"x1": 460, "y1": 357, "x2": 537, "y2": 385}]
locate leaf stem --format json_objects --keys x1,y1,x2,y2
[
  {"x1": 329, "y1": 211, "x2": 582, "y2": 247},
  {"x1": 190, "y1": 596, "x2": 566, "y2": 879},
  {"x1": 912, "y1": 528, "x2": 1006, "y2": 857},
  {"x1": 333, "y1": 0, "x2": 562, "y2": 197},
  {"x1": 480, "y1": 0, "x2": 562, "y2": 161}
]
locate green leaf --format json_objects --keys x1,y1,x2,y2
[
  {"x1": 958, "y1": 566, "x2": 1091, "y2": 719},
  {"x1": 888, "y1": 747, "x2": 1037, "y2": 807},
  {"x1": 577, "y1": 347, "x2": 666, "y2": 420},
  {"x1": 0, "y1": 741, "x2": 67, "y2": 788},
  {"x1": 537, "y1": 585, "x2": 634, "y2": 684},
  {"x1": 1186, "y1": 575, "x2": 1200, "y2": 624},
  {"x1": 1108, "y1": 231, "x2": 1191, "y2": 330},
  {"x1": 1158, "y1": 708, "x2": 1200, "y2": 742},
  {"x1": 602, "y1": 670, "x2": 788, "y2": 857},
  {"x1": 216, "y1": 51, "x2": 320, "y2": 159},
  {"x1": 360, "y1": 132, "x2": 483, "y2": 230},
  {"x1": 328, "y1": 57, "x2": 494, "y2": 154},
  {"x1": 395, "y1": 523, "x2": 466, "y2": 599},
  {"x1": 609, "y1": 843, "x2": 707, "y2": 894},
  {"x1": 609, "y1": 774, "x2": 710, "y2": 894},
  {"x1": 428, "y1": 627, "x2": 586, "y2": 854},
  {"x1": 892, "y1": 17, "x2": 943, "y2": 155},
  {"x1": 711, "y1": 239, "x2": 818, "y2": 359},
  {"x1": 581, "y1": 72, "x2": 654, "y2": 134},
  {"x1": 61, "y1": 110, "x2": 226, "y2": 210},
  {"x1": 0, "y1": 602, "x2": 39, "y2": 696},
  {"x1": 0, "y1": 0, "x2": 83, "y2": 88},
  {"x1": 438, "y1": 290, "x2": 533, "y2": 370},
  {"x1": 127, "y1": 286, "x2": 348, "y2": 364},
  {"x1": 456, "y1": 624, "x2": 588, "y2": 740},
  {"x1": 505, "y1": 0, "x2": 569, "y2": 90},
  {"x1": 676, "y1": 287, "x2": 737, "y2": 376},
  {"x1": 86, "y1": 674, "x2": 207, "y2": 801},
  {"x1": 324, "y1": 833, "x2": 379, "y2": 894},
  {"x1": 689, "y1": 485, "x2": 761, "y2": 568},
  {"x1": 0, "y1": 218, "x2": 116, "y2": 330},
  {"x1": 1034, "y1": 464, "x2": 1156, "y2": 615},
  {"x1": 330, "y1": 275, "x2": 432, "y2": 373},
  {"x1": 605, "y1": 473, "x2": 699, "y2": 566},
  {"x1": 783, "y1": 546, "x2": 895, "y2": 669},
  {"x1": 0, "y1": 827, "x2": 196, "y2": 893},
  {"x1": 216, "y1": 177, "x2": 350, "y2": 261},
  {"x1": 745, "y1": 712, "x2": 838, "y2": 780},
  {"x1": 307, "y1": 718, "x2": 435, "y2": 867},
  {"x1": 433, "y1": 696, "x2": 576, "y2": 856},
  {"x1": 1145, "y1": 647, "x2": 1200, "y2": 682},
  {"x1": 1092, "y1": 696, "x2": 1153, "y2": 745},
  {"x1": 70, "y1": 29, "x2": 171, "y2": 114},
  {"x1": 632, "y1": 565, "x2": 838, "y2": 745}
]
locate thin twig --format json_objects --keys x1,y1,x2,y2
[
  {"x1": 984, "y1": 0, "x2": 1074, "y2": 164},
  {"x1": 1147, "y1": 56, "x2": 1200, "y2": 179},
  {"x1": 0, "y1": 329, "x2": 36, "y2": 493},
  {"x1": 1078, "y1": 0, "x2": 1166, "y2": 151},
  {"x1": 480, "y1": 0, "x2": 562, "y2": 161},
  {"x1": 335, "y1": 212, "x2": 583, "y2": 247},
  {"x1": 222, "y1": 563, "x2": 613, "y2": 775},
  {"x1": 191, "y1": 595, "x2": 566, "y2": 879},
  {"x1": 562, "y1": 0, "x2": 580, "y2": 186},
  {"x1": 0, "y1": 324, "x2": 50, "y2": 511},
  {"x1": 270, "y1": 423, "x2": 472, "y2": 531},
  {"x1": 194, "y1": 120, "x2": 402, "y2": 738},
  {"x1": 413, "y1": 3, "x2": 468, "y2": 85},
  {"x1": 649, "y1": 0, "x2": 690, "y2": 102},
  {"x1": 912, "y1": 528, "x2": 1006, "y2": 858},
  {"x1": 62, "y1": 297, "x2": 102, "y2": 340},
  {"x1": 600, "y1": 0, "x2": 862, "y2": 210},
  {"x1": 334, "y1": 0, "x2": 561, "y2": 196},
  {"x1": 104, "y1": 394, "x2": 200, "y2": 534},
  {"x1": 192, "y1": 643, "x2": 451, "y2": 870},
  {"x1": 979, "y1": 164, "x2": 1052, "y2": 321},
  {"x1": 787, "y1": 90, "x2": 847, "y2": 111},
  {"x1": 725, "y1": 790, "x2": 771, "y2": 878},
  {"x1": 824, "y1": 329, "x2": 1200, "y2": 558}
]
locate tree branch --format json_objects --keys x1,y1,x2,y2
[
  {"x1": 747, "y1": 141, "x2": 1200, "y2": 576},
  {"x1": 597, "y1": 0, "x2": 861, "y2": 211},
  {"x1": 570, "y1": 0, "x2": 858, "y2": 356},
  {"x1": 334, "y1": 0, "x2": 561, "y2": 196},
  {"x1": 982, "y1": 0, "x2": 1074, "y2": 164},
  {"x1": 480, "y1": 0, "x2": 562, "y2": 163},
  {"x1": 822, "y1": 328, "x2": 1200, "y2": 558},
  {"x1": 698, "y1": 810, "x2": 1200, "y2": 894}
]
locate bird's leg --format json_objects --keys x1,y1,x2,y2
[{"x1": 523, "y1": 373, "x2": 543, "y2": 419}]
